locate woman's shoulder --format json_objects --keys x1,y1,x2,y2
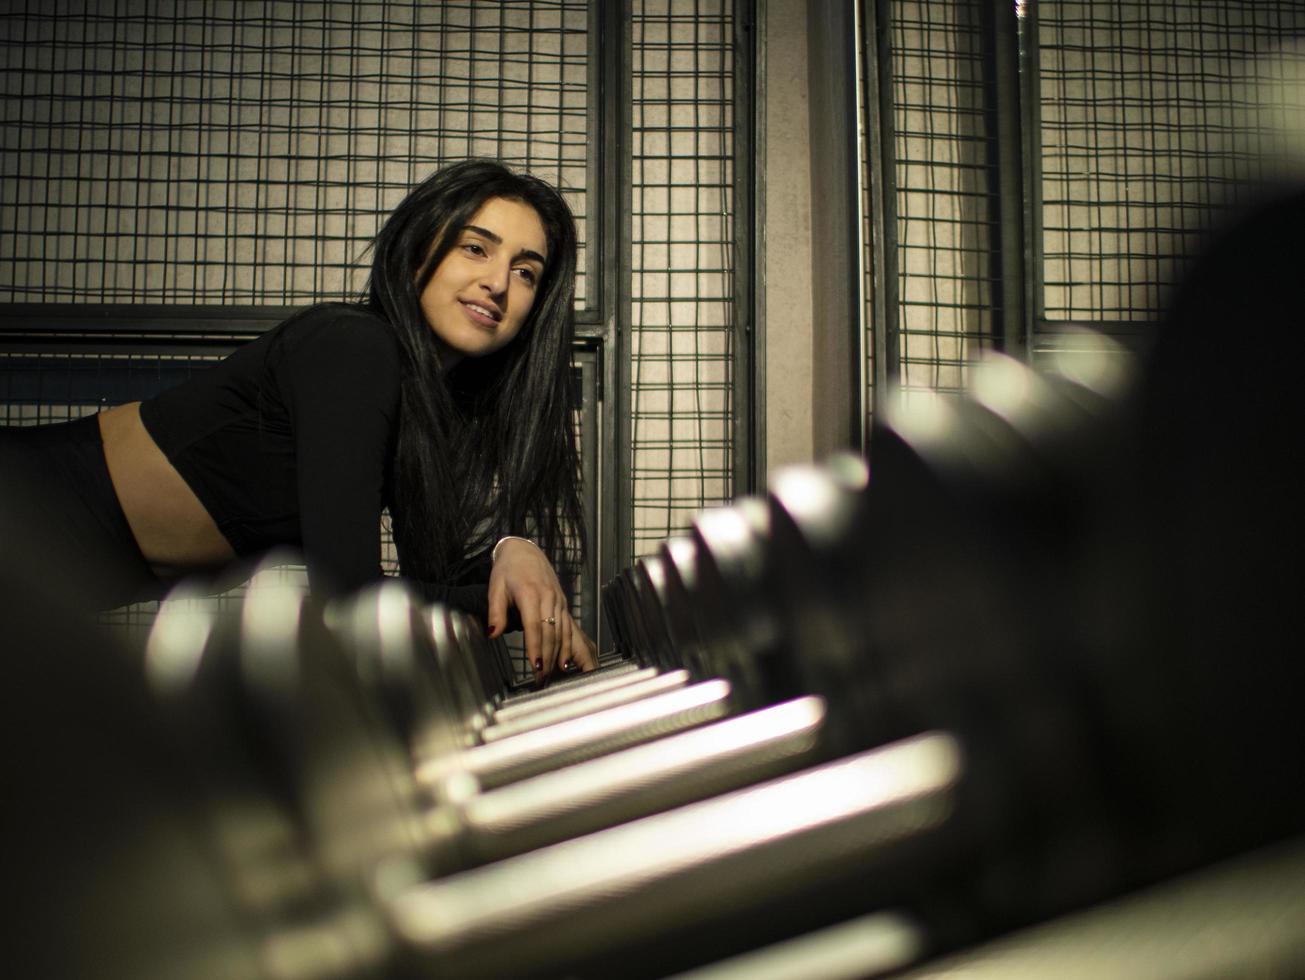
[
  {"x1": 275, "y1": 303, "x2": 403, "y2": 370},
  {"x1": 280, "y1": 302, "x2": 394, "y2": 341}
]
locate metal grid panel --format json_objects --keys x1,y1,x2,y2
[
  {"x1": 630, "y1": 0, "x2": 736, "y2": 557},
  {"x1": 886, "y1": 0, "x2": 998, "y2": 395},
  {"x1": 1038, "y1": 0, "x2": 1305, "y2": 322},
  {"x1": 857, "y1": 3, "x2": 880, "y2": 417},
  {"x1": 0, "y1": 0, "x2": 591, "y2": 307},
  {"x1": 0, "y1": 350, "x2": 224, "y2": 424}
]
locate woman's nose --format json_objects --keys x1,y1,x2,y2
[{"x1": 479, "y1": 259, "x2": 510, "y2": 297}]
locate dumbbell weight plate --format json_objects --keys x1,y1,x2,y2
[
  {"x1": 326, "y1": 579, "x2": 468, "y2": 772},
  {"x1": 630, "y1": 554, "x2": 686, "y2": 672},
  {"x1": 654, "y1": 535, "x2": 714, "y2": 680},
  {"x1": 4, "y1": 569, "x2": 266, "y2": 980},
  {"x1": 688, "y1": 498, "x2": 783, "y2": 707},
  {"x1": 230, "y1": 558, "x2": 430, "y2": 894},
  {"x1": 763, "y1": 457, "x2": 872, "y2": 702}
]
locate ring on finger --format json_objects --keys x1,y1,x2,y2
[{"x1": 544, "y1": 615, "x2": 557, "y2": 625}]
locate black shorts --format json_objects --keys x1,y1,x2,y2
[{"x1": 0, "y1": 414, "x2": 161, "y2": 611}]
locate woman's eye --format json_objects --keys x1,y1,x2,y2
[
  {"x1": 462, "y1": 242, "x2": 486, "y2": 256},
  {"x1": 514, "y1": 267, "x2": 538, "y2": 286}
]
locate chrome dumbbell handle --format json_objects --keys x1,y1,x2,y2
[
  {"x1": 393, "y1": 732, "x2": 962, "y2": 980},
  {"x1": 491, "y1": 665, "x2": 659, "y2": 722},
  {"x1": 436, "y1": 696, "x2": 828, "y2": 865},
  {"x1": 417, "y1": 679, "x2": 733, "y2": 792},
  {"x1": 667, "y1": 911, "x2": 922, "y2": 980},
  {"x1": 479, "y1": 669, "x2": 691, "y2": 743},
  {"x1": 496, "y1": 659, "x2": 644, "y2": 710}
]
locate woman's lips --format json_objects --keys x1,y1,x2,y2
[{"x1": 460, "y1": 300, "x2": 501, "y2": 329}]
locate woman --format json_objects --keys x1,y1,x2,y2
[{"x1": 1, "y1": 160, "x2": 595, "y2": 678}]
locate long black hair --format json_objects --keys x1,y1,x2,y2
[{"x1": 362, "y1": 160, "x2": 583, "y2": 588}]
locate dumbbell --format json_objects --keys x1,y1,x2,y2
[
  {"x1": 601, "y1": 544, "x2": 729, "y2": 683},
  {"x1": 624, "y1": 455, "x2": 869, "y2": 711},
  {"x1": 316, "y1": 581, "x2": 735, "y2": 797},
  {"x1": 140, "y1": 566, "x2": 427, "y2": 957},
  {"x1": 601, "y1": 562, "x2": 679, "y2": 670},
  {"x1": 326, "y1": 576, "x2": 823, "y2": 867},
  {"x1": 619, "y1": 347, "x2": 1136, "y2": 937},
  {"x1": 140, "y1": 562, "x2": 721, "y2": 968},
  {"x1": 809, "y1": 345, "x2": 1258, "y2": 938},
  {"x1": 599, "y1": 556, "x2": 687, "y2": 677},
  {"x1": 434, "y1": 575, "x2": 674, "y2": 722},
  {"x1": 669, "y1": 831, "x2": 1305, "y2": 980},
  {"x1": 136, "y1": 555, "x2": 959, "y2": 980},
  {"x1": 444, "y1": 609, "x2": 689, "y2": 741},
  {"x1": 2, "y1": 516, "x2": 268, "y2": 980},
  {"x1": 604, "y1": 466, "x2": 865, "y2": 721},
  {"x1": 604, "y1": 302, "x2": 1303, "y2": 961},
  {"x1": 327, "y1": 568, "x2": 695, "y2": 760},
  {"x1": 387, "y1": 728, "x2": 964, "y2": 979},
  {"x1": 260, "y1": 562, "x2": 928, "y2": 964}
]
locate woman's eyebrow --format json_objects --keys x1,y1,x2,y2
[{"x1": 463, "y1": 223, "x2": 547, "y2": 265}]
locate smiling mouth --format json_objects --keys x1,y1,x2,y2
[{"x1": 461, "y1": 300, "x2": 502, "y2": 328}]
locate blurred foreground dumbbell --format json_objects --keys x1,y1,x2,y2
[
  {"x1": 3, "y1": 503, "x2": 274, "y2": 980},
  {"x1": 325, "y1": 577, "x2": 807, "y2": 863},
  {"x1": 134, "y1": 558, "x2": 958, "y2": 980},
  {"x1": 596, "y1": 331, "x2": 1303, "y2": 968},
  {"x1": 597, "y1": 190, "x2": 1305, "y2": 971}
]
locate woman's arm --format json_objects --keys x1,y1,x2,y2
[{"x1": 278, "y1": 309, "x2": 401, "y2": 596}]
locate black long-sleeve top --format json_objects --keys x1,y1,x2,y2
[{"x1": 139, "y1": 304, "x2": 491, "y2": 616}]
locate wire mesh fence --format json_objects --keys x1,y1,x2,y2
[
  {"x1": 629, "y1": 0, "x2": 736, "y2": 557},
  {"x1": 1037, "y1": 0, "x2": 1305, "y2": 323},
  {"x1": 876, "y1": 0, "x2": 999, "y2": 400},
  {"x1": 856, "y1": 1, "x2": 881, "y2": 419},
  {"x1": 864, "y1": 0, "x2": 1305, "y2": 413},
  {"x1": 0, "y1": 0, "x2": 591, "y2": 307}
]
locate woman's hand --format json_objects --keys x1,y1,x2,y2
[{"x1": 487, "y1": 538, "x2": 598, "y2": 683}]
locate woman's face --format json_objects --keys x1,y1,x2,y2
[{"x1": 419, "y1": 196, "x2": 548, "y2": 365}]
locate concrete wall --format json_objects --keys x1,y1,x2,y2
[{"x1": 761, "y1": 0, "x2": 816, "y2": 474}]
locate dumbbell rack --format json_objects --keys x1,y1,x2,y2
[{"x1": 7, "y1": 323, "x2": 1304, "y2": 978}]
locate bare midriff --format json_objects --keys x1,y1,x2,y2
[{"x1": 99, "y1": 402, "x2": 236, "y2": 575}]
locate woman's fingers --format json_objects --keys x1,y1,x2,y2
[
  {"x1": 572, "y1": 624, "x2": 599, "y2": 671},
  {"x1": 522, "y1": 611, "x2": 545, "y2": 681},
  {"x1": 559, "y1": 609, "x2": 574, "y2": 672},
  {"x1": 529, "y1": 602, "x2": 588, "y2": 684},
  {"x1": 532, "y1": 597, "x2": 568, "y2": 681},
  {"x1": 486, "y1": 539, "x2": 573, "y2": 684},
  {"x1": 486, "y1": 578, "x2": 510, "y2": 640},
  {"x1": 541, "y1": 603, "x2": 561, "y2": 677}
]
